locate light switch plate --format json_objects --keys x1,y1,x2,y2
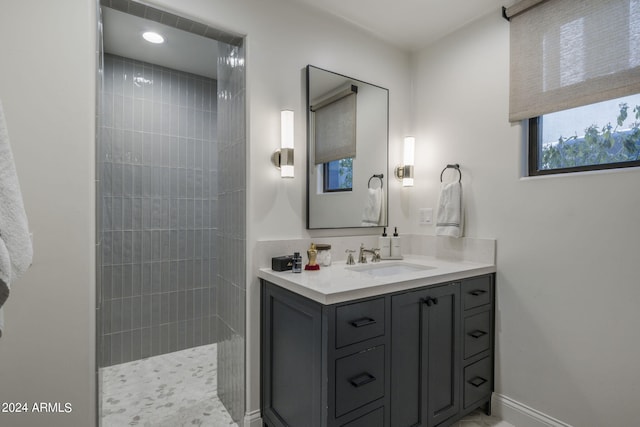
[{"x1": 419, "y1": 208, "x2": 433, "y2": 225}]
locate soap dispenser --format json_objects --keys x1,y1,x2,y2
[
  {"x1": 292, "y1": 252, "x2": 302, "y2": 273},
  {"x1": 378, "y1": 227, "x2": 391, "y2": 258},
  {"x1": 391, "y1": 227, "x2": 402, "y2": 258}
]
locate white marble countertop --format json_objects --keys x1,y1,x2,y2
[{"x1": 258, "y1": 255, "x2": 496, "y2": 305}]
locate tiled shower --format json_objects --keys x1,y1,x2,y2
[
  {"x1": 215, "y1": 41, "x2": 247, "y2": 423},
  {"x1": 99, "y1": 53, "x2": 219, "y2": 366},
  {"x1": 97, "y1": 1, "x2": 246, "y2": 425}
]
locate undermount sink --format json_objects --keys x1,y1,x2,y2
[{"x1": 347, "y1": 261, "x2": 436, "y2": 277}]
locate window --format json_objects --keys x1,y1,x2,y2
[
  {"x1": 323, "y1": 158, "x2": 353, "y2": 192},
  {"x1": 529, "y1": 94, "x2": 640, "y2": 175},
  {"x1": 506, "y1": 0, "x2": 640, "y2": 176}
]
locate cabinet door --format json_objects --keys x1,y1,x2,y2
[
  {"x1": 425, "y1": 283, "x2": 461, "y2": 426},
  {"x1": 390, "y1": 283, "x2": 460, "y2": 427},
  {"x1": 262, "y1": 282, "x2": 324, "y2": 427}
]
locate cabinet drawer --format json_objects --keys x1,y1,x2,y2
[
  {"x1": 341, "y1": 407, "x2": 384, "y2": 427},
  {"x1": 463, "y1": 357, "x2": 492, "y2": 409},
  {"x1": 336, "y1": 298, "x2": 385, "y2": 348},
  {"x1": 462, "y1": 276, "x2": 492, "y2": 310},
  {"x1": 464, "y1": 311, "x2": 492, "y2": 359},
  {"x1": 335, "y1": 345, "x2": 385, "y2": 417}
]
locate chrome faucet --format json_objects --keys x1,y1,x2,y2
[{"x1": 359, "y1": 243, "x2": 381, "y2": 263}]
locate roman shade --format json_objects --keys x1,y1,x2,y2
[
  {"x1": 507, "y1": 0, "x2": 640, "y2": 122},
  {"x1": 311, "y1": 85, "x2": 357, "y2": 165}
]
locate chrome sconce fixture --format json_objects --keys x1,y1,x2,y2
[
  {"x1": 394, "y1": 136, "x2": 415, "y2": 187},
  {"x1": 271, "y1": 110, "x2": 295, "y2": 178}
]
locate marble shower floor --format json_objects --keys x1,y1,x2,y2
[{"x1": 100, "y1": 343, "x2": 236, "y2": 427}]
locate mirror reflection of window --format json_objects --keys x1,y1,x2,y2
[{"x1": 323, "y1": 157, "x2": 353, "y2": 192}]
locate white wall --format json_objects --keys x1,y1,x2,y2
[
  {"x1": 411, "y1": 10, "x2": 640, "y2": 427},
  {"x1": 1, "y1": 0, "x2": 411, "y2": 425},
  {"x1": 0, "y1": 1, "x2": 97, "y2": 426}
]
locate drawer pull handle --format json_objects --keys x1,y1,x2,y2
[
  {"x1": 421, "y1": 297, "x2": 439, "y2": 307},
  {"x1": 469, "y1": 289, "x2": 487, "y2": 297},
  {"x1": 468, "y1": 330, "x2": 488, "y2": 339},
  {"x1": 468, "y1": 376, "x2": 488, "y2": 388},
  {"x1": 349, "y1": 372, "x2": 376, "y2": 388},
  {"x1": 351, "y1": 317, "x2": 376, "y2": 328}
]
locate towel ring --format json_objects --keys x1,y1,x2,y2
[
  {"x1": 440, "y1": 164, "x2": 461, "y2": 183},
  {"x1": 368, "y1": 174, "x2": 384, "y2": 189}
]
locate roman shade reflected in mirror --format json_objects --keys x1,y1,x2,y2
[{"x1": 312, "y1": 84, "x2": 357, "y2": 164}]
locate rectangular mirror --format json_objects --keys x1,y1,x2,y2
[{"x1": 306, "y1": 65, "x2": 389, "y2": 229}]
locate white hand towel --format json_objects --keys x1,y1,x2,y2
[
  {"x1": 436, "y1": 181, "x2": 464, "y2": 238},
  {"x1": 361, "y1": 187, "x2": 383, "y2": 226},
  {"x1": 378, "y1": 186, "x2": 386, "y2": 226},
  {"x1": 0, "y1": 100, "x2": 33, "y2": 337}
]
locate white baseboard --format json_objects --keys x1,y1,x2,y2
[
  {"x1": 492, "y1": 393, "x2": 573, "y2": 427},
  {"x1": 243, "y1": 409, "x2": 262, "y2": 427}
]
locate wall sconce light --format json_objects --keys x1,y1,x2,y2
[
  {"x1": 271, "y1": 110, "x2": 295, "y2": 178},
  {"x1": 394, "y1": 136, "x2": 415, "y2": 187}
]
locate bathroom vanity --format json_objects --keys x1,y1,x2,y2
[{"x1": 259, "y1": 256, "x2": 495, "y2": 427}]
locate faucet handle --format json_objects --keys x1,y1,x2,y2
[
  {"x1": 372, "y1": 248, "x2": 381, "y2": 262},
  {"x1": 345, "y1": 249, "x2": 356, "y2": 265}
]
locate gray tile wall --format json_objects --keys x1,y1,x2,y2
[
  {"x1": 216, "y1": 42, "x2": 246, "y2": 424},
  {"x1": 98, "y1": 53, "x2": 218, "y2": 367}
]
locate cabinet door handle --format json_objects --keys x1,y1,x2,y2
[
  {"x1": 349, "y1": 372, "x2": 376, "y2": 388},
  {"x1": 350, "y1": 317, "x2": 376, "y2": 328},
  {"x1": 468, "y1": 330, "x2": 488, "y2": 339},
  {"x1": 421, "y1": 297, "x2": 439, "y2": 306},
  {"x1": 468, "y1": 376, "x2": 488, "y2": 388},
  {"x1": 469, "y1": 289, "x2": 487, "y2": 296}
]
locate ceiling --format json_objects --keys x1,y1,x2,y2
[
  {"x1": 102, "y1": 7, "x2": 218, "y2": 79},
  {"x1": 285, "y1": 0, "x2": 515, "y2": 51},
  {"x1": 102, "y1": 0, "x2": 515, "y2": 80}
]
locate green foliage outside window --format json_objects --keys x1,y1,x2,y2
[
  {"x1": 336, "y1": 157, "x2": 353, "y2": 189},
  {"x1": 541, "y1": 103, "x2": 640, "y2": 170}
]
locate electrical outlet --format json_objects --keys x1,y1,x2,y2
[{"x1": 419, "y1": 208, "x2": 433, "y2": 225}]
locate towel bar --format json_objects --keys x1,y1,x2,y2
[
  {"x1": 440, "y1": 164, "x2": 461, "y2": 183},
  {"x1": 368, "y1": 174, "x2": 384, "y2": 189}
]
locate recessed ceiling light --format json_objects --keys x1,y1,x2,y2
[{"x1": 142, "y1": 31, "x2": 165, "y2": 44}]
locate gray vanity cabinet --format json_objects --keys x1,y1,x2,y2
[
  {"x1": 261, "y1": 282, "x2": 390, "y2": 427},
  {"x1": 460, "y1": 275, "x2": 494, "y2": 414},
  {"x1": 261, "y1": 273, "x2": 495, "y2": 427},
  {"x1": 261, "y1": 284, "x2": 324, "y2": 427},
  {"x1": 390, "y1": 283, "x2": 461, "y2": 427}
]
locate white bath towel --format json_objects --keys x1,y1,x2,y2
[
  {"x1": 361, "y1": 187, "x2": 383, "y2": 226},
  {"x1": 0, "y1": 242, "x2": 10, "y2": 306},
  {"x1": 0, "y1": 100, "x2": 33, "y2": 337},
  {"x1": 436, "y1": 181, "x2": 464, "y2": 238}
]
